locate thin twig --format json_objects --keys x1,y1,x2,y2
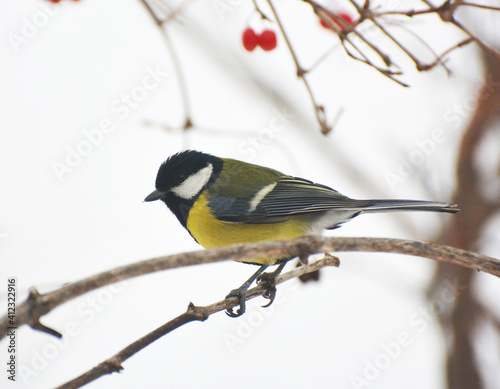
[
  {"x1": 418, "y1": 37, "x2": 474, "y2": 71},
  {"x1": 308, "y1": 40, "x2": 343, "y2": 72},
  {"x1": 369, "y1": 16, "x2": 426, "y2": 69},
  {"x1": 138, "y1": 0, "x2": 193, "y2": 130},
  {"x1": 304, "y1": 0, "x2": 408, "y2": 87},
  {"x1": 344, "y1": 0, "x2": 396, "y2": 67},
  {"x1": 252, "y1": 0, "x2": 271, "y2": 20},
  {"x1": 383, "y1": 19, "x2": 453, "y2": 75},
  {"x1": 304, "y1": 0, "x2": 499, "y2": 88},
  {"x1": 458, "y1": 2, "x2": 500, "y2": 11},
  {"x1": 1, "y1": 236, "x2": 499, "y2": 340},
  {"x1": 447, "y1": 17, "x2": 499, "y2": 59},
  {"x1": 339, "y1": 37, "x2": 407, "y2": 86},
  {"x1": 266, "y1": 0, "x2": 332, "y2": 134},
  {"x1": 377, "y1": 2, "x2": 500, "y2": 17},
  {"x1": 419, "y1": 0, "x2": 499, "y2": 57}
]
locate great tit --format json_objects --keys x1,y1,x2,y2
[{"x1": 145, "y1": 150, "x2": 457, "y2": 316}]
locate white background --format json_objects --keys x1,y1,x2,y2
[{"x1": 1, "y1": 0, "x2": 500, "y2": 388}]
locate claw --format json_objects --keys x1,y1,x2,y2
[
  {"x1": 224, "y1": 265, "x2": 268, "y2": 318},
  {"x1": 226, "y1": 306, "x2": 244, "y2": 317},
  {"x1": 256, "y1": 262, "x2": 285, "y2": 309},
  {"x1": 225, "y1": 289, "x2": 247, "y2": 317},
  {"x1": 261, "y1": 300, "x2": 273, "y2": 308},
  {"x1": 224, "y1": 263, "x2": 286, "y2": 318},
  {"x1": 261, "y1": 284, "x2": 277, "y2": 308}
]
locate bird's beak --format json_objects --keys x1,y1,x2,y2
[{"x1": 144, "y1": 189, "x2": 165, "y2": 202}]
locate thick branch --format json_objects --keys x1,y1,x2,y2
[
  {"x1": 430, "y1": 50, "x2": 500, "y2": 389},
  {"x1": 1, "y1": 236, "x2": 499, "y2": 340}
]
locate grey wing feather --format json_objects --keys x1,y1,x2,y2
[
  {"x1": 210, "y1": 176, "x2": 458, "y2": 225},
  {"x1": 247, "y1": 177, "x2": 374, "y2": 222}
]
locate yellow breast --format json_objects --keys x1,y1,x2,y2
[{"x1": 186, "y1": 192, "x2": 311, "y2": 265}]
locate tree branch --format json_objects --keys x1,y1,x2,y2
[
  {"x1": 54, "y1": 254, "x2": 340, "y2": 389},
  {"x1": 1, "y1": 236, "x2": 499, "y2": 341},
  {"x1": 429, "y1": 48, "x2": 500, "y2": 389}
]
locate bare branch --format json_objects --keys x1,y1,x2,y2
[
  {"x1": 304, "y1": 0, "x2": 408, "y2": 87},
  {"x1": 459, "y1": 2, "x2": 500, "y2": 12},
  {"x1": 420, "y1": 0, "x2": 500, "y2": 57},
  {"x1": 448, "y1": 16, "x2": 500, "y2": 59},
  {"x1": 382, "y1": 19, "x2": 453, "y2": 75},
  {"x1": 54, "y1": 255, "x2": 339, "y2": 389},
  {"x1": 252, "y1": 0, "x2": 271, "y2": 21},
  {"x1": 304, "y1": 0, "x2": 499, "y2": 86},
  {"x1": 266, "y1": 0, "x2": 334, "y2": 134},
  {"x1": 418, "y1": 37, "x2": 474, "y2": 72},
  {"x1": 1, "y1": 236, "x2": 499, "y2": 341},
  {"x1": 340, "y1": 35, "x2": 408, "y2": 86}
]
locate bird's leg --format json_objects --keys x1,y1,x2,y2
[
  {"x1": 257, "y1": 262, "x2": 287, "y2": 308},
  {"x1": 225, "y1": 265, "x2": 268, "y2": 317}
]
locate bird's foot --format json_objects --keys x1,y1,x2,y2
[
  {"x1": 225, "y1": 287, "x2": 247, "y2": 318},
  {"x1": 256, "y1": 272, "x2": 279, "y2": 308}
]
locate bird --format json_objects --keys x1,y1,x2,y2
[{"x1": 145, "y1": 150, "x2": 458, "y2": 317}]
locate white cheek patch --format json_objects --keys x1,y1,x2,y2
[
  {"x1": 249, "y1": 182, "x2": 277, "y2": 212},
  {"x1": 171, "y1": 163, "x2": 213, "y2": 200}
]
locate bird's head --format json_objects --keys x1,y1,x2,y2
[{"x1": 145, "y1": 150, "x2": 222, "y2": 203}]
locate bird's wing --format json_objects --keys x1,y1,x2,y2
[
  {"x1": 247, "y1": 177, "x2": 373, "y2": 222},
  {"x1": 209, "y1": 176, "x2": 373, "y2": 224}
]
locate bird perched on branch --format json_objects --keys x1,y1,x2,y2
[{"x1": 145, "y1": 150, "x2": 458, "y2": 317}]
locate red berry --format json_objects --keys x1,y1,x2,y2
[
  {"x1": 338, "y1": 11, "x2": 354, "y2": 27},
  {"x1": 48, "y1": 0, "x2": 62, "y2": 3},
  {"x1": 242, "y1": 28, "x2": 258, "y2": 52},
  {"x1": 319, "y1": 11, "x2": 354, "y2": 31},
  {"x1": 258, "y1": 29, "x2": 277, "y2": 51}
]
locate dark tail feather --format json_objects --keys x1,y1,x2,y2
[{"x1": 362, "y1": 200, "x2": 459, "y2": 214}]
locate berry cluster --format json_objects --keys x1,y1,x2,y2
[
  {"x1": 241, "y1": 11, "x2": 354, "y2": 52},
  {"x1": 242, "y1": 28, "x2": 277, "y2": 52}
]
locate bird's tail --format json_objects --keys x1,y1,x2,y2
[{"x1": 362, "y1": 200, "x2": 458, "y2": 214}]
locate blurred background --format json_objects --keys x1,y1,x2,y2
[{"x1": 1, "y1": 0, "x2": 500, "y2": 388}]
